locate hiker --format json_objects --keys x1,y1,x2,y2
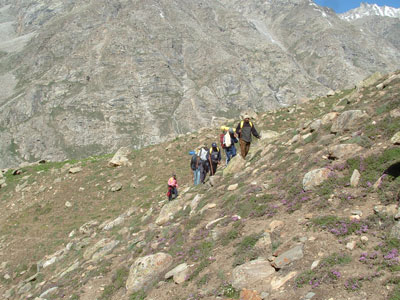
[
  {"x1": 208, "y1": 142, "x2": 221, "y2": 176},
  {"x1": 221, "y1": 127, "x2": 238, "y2": 165},
  {"x1": 167, "y1": 174, "x2": 178, "y2": 201},
  {"x1": 236, "y1": 114, "x2": 261, "y2": 159},
  {"x1": 198, "y1": 145, "x2": 209, "y2": 184},
  {"x1": 190, "y1": 150, "x2": 200, "y2": 185}
]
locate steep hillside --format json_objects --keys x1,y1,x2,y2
[
  {"x1": 0, "y1": 0, "x2": 400, "y2": 168},
  {"x1": 0, "y1": 71, "x2": 399, "y2": 300}
]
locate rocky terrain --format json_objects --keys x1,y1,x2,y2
[
  {"x1": 0, "y1": 0, "x2": 400, "y2": 168},
  {"x1": 0, "y1": 71, "x2": 399, "y2": 300}
]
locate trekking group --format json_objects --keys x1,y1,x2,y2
[{"x1": 168, "y1": 114, "x2": 261, "y2": 200}]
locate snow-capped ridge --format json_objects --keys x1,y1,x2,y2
[{"x1": 339, "y1": 2, "x2": 400, "y2": 21}]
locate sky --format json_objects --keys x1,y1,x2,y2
[{"x1": 313, "y1": 0, "x2": 400, "y2": 13}]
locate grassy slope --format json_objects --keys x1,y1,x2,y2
[{"x1": 0, "y1": 72, "x2": 399, "y2": 300}]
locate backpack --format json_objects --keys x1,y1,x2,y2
[
  {"x1": 209, "y1": 148, "x2": 220, "y2": 162},
  {"x1": 240, "y1": 120, "x2": 253, "y2": 128},
  {"x1": 199, "y1": 148, "x2": 208, "y2": 161},
  {"x1": 223, "y1": 132, "x2": 232, "y2": 147},
  {"x1": 190, "y1": 154, "x2": 198, "y2": 170}
]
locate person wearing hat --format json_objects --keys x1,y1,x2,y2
[
  {"x1": 167, "y1": 173, "x2": 178, "y2": 201},
  {"x1": 208, "y1": 142, "x2": 221, "y2": 176},
  {"x1": 236, "y1": 114, "x2": 261, "y2": 159}
]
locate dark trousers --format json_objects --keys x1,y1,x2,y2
[
  {"x1": 168, "y1": 186, "x2": 178, "y2": 201},
  {"x1": 239, "y1": 139, "x2": 251, "y2": 158},
  {"x1": 210, "y1": 161, "x2": 218, "y2": 176},
  {"x1": 199, "y1": 160, "x2": 209, "y2": 183}
]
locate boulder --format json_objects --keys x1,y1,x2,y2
[
  {"x1": 328, "y1": 144, "x2": 364, "y2": 160},
  {"x1": 321, "y1": 112, "x2": 339, "y2": 125},
  {"x1": 92, "y1": 240, "x2": 119, "y2": 261},
  {"x1": 69, "y1": 167, "x2": 82, "y2": 174},
  {"x1": 165, "y1": 263, "x2": 190, "y2": 284},
  {"x1": 390, "y1": 108, "x2": 400, "y2": 118},
  {"x1": 126, "y1": 253, "x2": 173, "y2": 293},
  {"x1": 79, "y1": 220, "x2": 100, "y2": 235},
  {"x1": 303, "y1": 168, "x2": 332, "y2": 191},
  {"x1": 269, "y1": 220, "x2": 284, "y2": 232},
  {"x1": 271, "y1": 245, "x2": 304, "y2": 269},
  {"x1": 254, "y1": 232, "x2": 272, "y2": 256},
  {"x1": 391, "y1": 132, "x2": 400, "y2": 145},
  {"x1": 190, "y1": 194, "x2": 203, "y2": 213},
  {"x1": 309, "y1": 119, "x2": 322, "y2": 132},
  {"x1": 156, "y1": 199, "x2": 184, "y2": 226},
  {"x1": 270, "y1": 271, "x2": 297, "y2": 290},
  {"x1": 101, "y1": 216, "x2": 125, "y2": 231},
  {"x1": 108, "y1": 147, "x2": 132, "y2": 167},
  {"x1": 331, "y1": 110, "x2": 368, "y2": 133},
  {"x1": 391, "y1": 222, "x2": 400, "y2": 239},
  {"x1": 223, "y1": 155, "x2": 246, "y2": 177},
  {"x1": 232, "y1": 258, "x2": 275, "y2": 290},
  {"x1": 109, "y1": 182, "x2": 122, "y2": 192},
  {"x1": 227, "y1": 183, "x2": 239, "y2": 191},
  {"x1": 350, "y1": 169, "x2": 361, "y2": 187},
  {"x1": 83, "y1": 239, "x2": 109, "y2": 260}
]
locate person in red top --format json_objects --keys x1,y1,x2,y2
[{"x1": 167, "y1": 174, "x2": 178, "y2": 201}]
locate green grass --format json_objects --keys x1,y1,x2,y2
[
  {"x1": 220, "y1": 228, "x2": 240, "y2": 246},
  {"x1": 130, "y1": 290, "x2": 146, "y2": 300},
  {"x1": 233, "y1": 233, "x2": 262, "y2": 266},
  {"x1": 100, "y1": 267, "x2": 129, "y2": 299},
  {"x1": 295, "y1": 253, "x2": 351, "y2": 288},
  {"x1": 221, "y1": 283, "x2": 240, "y2": 298}
]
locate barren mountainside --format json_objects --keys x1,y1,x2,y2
[{"x1": 0, "y1": 0, "x2": 400, "y2": 168}]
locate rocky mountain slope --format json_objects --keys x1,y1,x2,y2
[
  {"x1": 0, "y1": 71, "x2": 399, "y2": 300},
  {"x1": 0, "y1": 0, "x2": 400, "y2": 168}
]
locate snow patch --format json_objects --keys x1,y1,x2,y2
[{"x1": 340, "y1": 3, "x2": 400, "y2": 21}]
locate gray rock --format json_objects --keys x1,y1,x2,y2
[
  {"x1": 126, "y1": 253, "x2": 173, "y2": 293},
  {"x1": 232, "y1": 258, "x2": 276, "y2": 290},
  {"x1": 108, "y1": 147, "x2": 131, "y2": 167},
  {"x1": 18, "y1": 282, "x2": 32, "y2": 295},
  {"x1": 328, "y1": 144, "x2": 364, "y2": 160},
  {"x1": 101, "y1": 216, "x2": 125, "y2": 231},
  {"x1": 79, "y1": 220, "x2": 99, "y2": 235},
  {"x1": 390, "y1": 222, "x2": 400, "y2": 239},
  {"x1": 391, "y1": 132, "x2": 400, "y2": 145},
  {"x1": 321, "y1": 112, "x2": 339, "y2": 125},
  {"x1": 331, "y1": 110, "x2": 368, "y2": 133},
  {"x1": 83, "y1": 238, "x2": 109, "y2": 260},
  {"x1": 350, "y1": 169, "x2": 361, "y2": 187},
  {"x1": 165, "y1": 263, "x2": 190, "y2": 284},
  {"x1": 223, "y1": 155, "x2": 246, "y2": 177},
  {"x1": 303, "y1": 168, "x2": 332, "y2": 191},
  {"x1": 272, "y1": 245, "x2": 304, "y2": 269},
  {"x1": 92, "y1": 240, "x2": 119, "y2": 261},
  {"x1": 155, "y1": 199, "x2": 184, "y2": 226},
  {"x1": 69, "y1": 167, "x2": 82, "y2": 174},
  {"x1": 309, "y1": 119, "x2": 322, "y2": 132},
  {"x1": 109, "y1": 182, "x2": 123, "y2": 192},
  {"x1": 304, "y1": 292, "x2": 316, "y2": 299},
  {"x1": 227, "y1": 183, "x2": 239, "y2": 191},
  {"x1": 390, "y1": 108, "x2": 400, "y2": 118},
  {"x1": 59, "y1": 261, "x2": 80, "y2": 278},
  {"x1": 39, "y1": 287, "x2": 58, "y2": 298}
]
